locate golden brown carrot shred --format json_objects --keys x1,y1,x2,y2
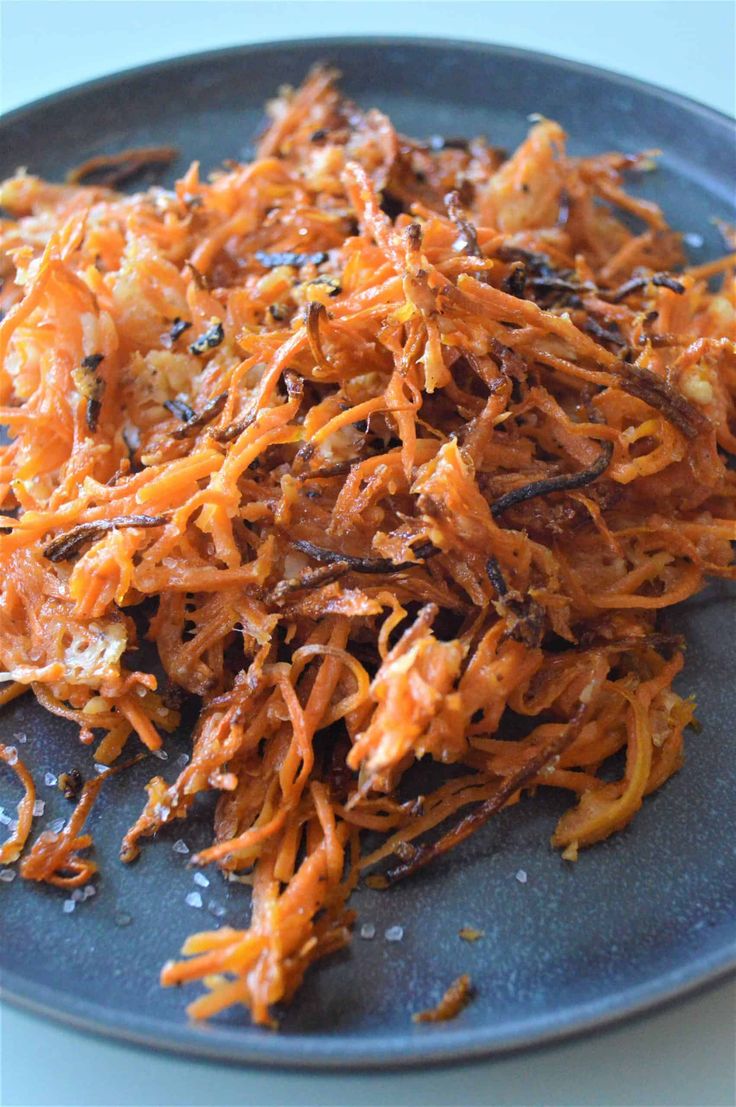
[
  {"x1": 413, "y1": 974, "x2": 475, "y2": 1023},
  {"x1": 0, "y1": 66, "x2": 734, "y2": 1028}
]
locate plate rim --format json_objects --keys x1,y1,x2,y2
[
  {"x1": 1, "y1": 34, "x2": 734, "y2": 1070},
  {"x1": 1, "y1": 34, "x2": 734, "y2": 136},
  {"x1": 1, "y1": 939, "x2": 735, "y2": 1069}
]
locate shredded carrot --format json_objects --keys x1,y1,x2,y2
[
  {"x1": 413, "y1": 974, "x2": 474, "y2": 1023},
  {"x1": 0, "y1": 744, "x2": 36, "y2": 864},
  {"x1": 0, "y1": 66, "x2": 733, "y2": 1029}
]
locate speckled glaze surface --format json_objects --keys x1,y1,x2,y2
[{"x1": 0, "y1": 39, "x2": 734, "y2": 1068}]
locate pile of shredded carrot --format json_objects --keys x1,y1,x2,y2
[{"x1": 1, "y1": 67, "x2": 735, "y2": 1028}]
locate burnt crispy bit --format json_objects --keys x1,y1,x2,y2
[
  {"x1": 485, "y1": 555, "x2": 509, "y2": 598},
  {"x1": 387, "y1": 705, "x2": 588, "y2": 884},
  {"x1": 489, "y1": 339, "x2": 527, "y2": 382},
  {"x1": 58, "y1": 769, "x2": 83, "y2": 802},
  {"x1": 651, "y1": 272, "x2": 686, "y2": 294},
  {"x1": 67, "y1": 145, "x2": 177, "y2": 188},
  {"x1": 255, "y1": 250, "x2": 328, "y2": 269},
  {"x1": 189, "y1": 321, "x2": 224, "y2": 356},
  {"x1": 164, "y1": 397, "x2": 196, "y2": 423},
  {"x1": 485, "y1": 557, "x2": 544, "y2": 647},
  {"x1": 268, "y1": 560, "x2": 351, "y2": 603},
  {"x1": 44, "y1": 515, "x2": 167, "y2": 562},
  {"x1": 307, "y1": 275, "x2": 342, "y2": 297},
  {"x1": 530, "y1": 275, "x2": 591, "y2": 295},
  {"x1": 305, "y1": 300, "x2": 332, "y2": 372},
  {"x1": 292, "y1": 539, "x2": 434, "y2": 575},
  {"x1": 268, "y1": 303, "x2": 290, "y2": 321},
  {"x1": 445, "y1": 191, "x2": 486, "y2": 279},
  {"x1": 502, "y1": 263, "x2": 527, "y2": 298},
  {"x1": 491, "y1": 439, "x2": 614, "y2": 519},
  {"x1": 616, "y1": 364, "x2": 707, "y2": 439},
  {"x1": 72, "y1": 354, "x2": 105, "y2": 433},
  {"x1": 584, "y1": 318, "x2": 626, "y2": 347},
  {"x1": 168, "y1": 317, "x2": 192, "y2": 344},
  {"x1": 604, "y1": 272, "x2": 686, "y2": 304},
  {"x1": 172, "y1": 391, "x2": 228, "y2": 439},
  {"x1": 296, "y1": 460, "x2": 354, "y2": 482}
]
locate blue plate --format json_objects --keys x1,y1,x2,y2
[{"x1": 1, "y1": 38, "x2": 734, "y2": 1067}]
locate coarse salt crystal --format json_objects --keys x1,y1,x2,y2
[
  {"x1": 385, "y1": 925, "x2": 404, "y2": 942},
  {"x1": 185, "y1": 891, "x2": 203, "y2": 909},
  {"x1": 176, "y1": 753, "x2": 190, "y2": 768},
  {"x1": 33, "y1": 799, "x2": 45, "y2": 817},
  {"x1": 44, "y1": 772, "x2": 58, "y2": 787},
  {"x1": 515, "y1": 869, "x2": 528, "y2": 884},
  {"x1": 684, "y1": 232, "x2": 704, "y2": 248},
  {"x1": 153, "y1": 749, "x2": 169, "y2": 761},
  {"x1": 359, "y1": 923, "x2": 376, "y2": 940},
  {"x1": 5, "y1": 747, "x2": 17, "y2": 766},
  {"x1": 7, "y1": 819, "x2": 18, "y2": 834},
  {"x1": 0, "y1": 811, "x2": 11, "y2": 827},
  {"x1": 207, "y1": 900, "x2": 226, "y2": 919},
  {"x1": 193, "y1": 872, "x2": 209, "y2": 888},
  {"x1": 0, "y1": 868, "x2": 16, "y2": 883},
  {"x1": 48, "y1": 817, "x2": 66, "y2": 834},
  {"x1": 13, "y1": 732, "x2": 27, "y2": 744},
  {"x1": 72, "y1": 888, "x2": 85, "y2": 903},
  {"x1": 172, "y1": 839, "x2": 189, "y2": 855},
  {"x1": 95, "y1": 764, "x2": 107, "y2": 774},
  {"x1": 62, "y1": 899, "x2": 75, "y2": 914}
]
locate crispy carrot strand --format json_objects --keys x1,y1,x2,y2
[{"x1": 0, "y1": 65, "x2": 731, "y2": 1029}]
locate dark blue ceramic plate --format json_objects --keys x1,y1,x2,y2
[{"x1": 0, "y1": 38, "x2": 734, "y2": 1068}]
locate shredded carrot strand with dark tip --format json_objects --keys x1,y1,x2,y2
[
  {"x1": 0, "y1": 65, "x2": 733, "y2": 1029},
  {"x1": 67, "y1": 145, "x2": 178, "y2": 187}
]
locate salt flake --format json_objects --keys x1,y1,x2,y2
[
  {"x1": 0, "y1": 868, "x2": 16, "y2": 883},
  {"x1": 33, "y1": 799, "x2": 45, "y2": 817},
  {"x1": 62, "y1": 899, "x2": 76, "y2": 914},
  {"x1": 172, "y1": 839, "x2": 189, "y2": 855},
  {"x1": 185, "y1": 891, "x2": 203, "y2": 909},
  {"x1": 515, "y1": 869, "x2": 528, "y2": 884},
  {"x1": 385, "y1": 925, "x2": 404, "y2": 942},
  {"x1": 359, "y1": 923, "x2": 376, "y2": 940},
  {"x1": 44, "y1": 772, "x2": 58, "y2": 787}
]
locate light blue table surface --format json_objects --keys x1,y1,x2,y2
[{"x1": 1, "y1": 3, "x2": 735, "y2": 1105}]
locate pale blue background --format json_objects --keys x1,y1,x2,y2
[{"x1": 1, "y1": 2, "x2": 735, "y2": 1105}]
